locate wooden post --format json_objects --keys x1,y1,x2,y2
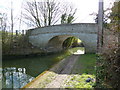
[
  {"x1": 97, "y1": 0, "x2": 104, "y2": 53},
  {"x1": 16, "y1": 30, "x2": 18, "y2": 36},
  {"x1": 22, "y1": 30, "x2": 24, "y2": 35}
]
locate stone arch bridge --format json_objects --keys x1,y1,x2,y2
[{"x1": 28, "y1": 23, "x2": 98, "y2": 53}]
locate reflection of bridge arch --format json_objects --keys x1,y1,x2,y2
[{"x1": 28, "y1": 23, "x2": 98, "y2": 53}]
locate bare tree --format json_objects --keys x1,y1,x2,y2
[
  {"x1": 0, "y1": 13, "x2": 7, "y2": 31},
  {"x1": 22, "y1": 0, "x2": 77, "y2": 27},
  {"x1": 11, "y1": 1, "x2": 14, "y2": 39},
  {"x1": 61, "y1": 5, "x2": 77, "y2": 24}
]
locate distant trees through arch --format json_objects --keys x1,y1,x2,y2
[{"x1": 62, "y1": 36, "x2": 84, "y2": 50}]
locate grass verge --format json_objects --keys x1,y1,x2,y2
[
  {"x1": 72, "y1": 53, "x2": 96, "y2": 74},
  {"x1": 64, "y1": 53, "x2": 96, "y2": 88}
]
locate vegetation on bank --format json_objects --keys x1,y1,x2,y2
[
  {"x1": 64, "y1": 74, "x2": 95, "y2": 88},
  {"x1": 2, "y1": 31, "x2": 45, "y2": 55},
  {"x1": 96, "y1": 1, "x2": 120, "y2": 88},
  {"x1": 72, "y1": 54, "x2": 96, "y2": 74},
  {"x1": 64, "y1": 54, "x2": 96, "y2": 88}
]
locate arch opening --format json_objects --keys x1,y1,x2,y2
[
  {"x1": 46, "y1": 35, "x2": 85, "y2": 54},
  {"x1": 62, "y1": 36, "x2": 85, "y2": 54}
]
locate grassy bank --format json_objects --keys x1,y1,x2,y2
[
  {"x1": 72, "y1": 53, "x2": 96, "y2": 74},
  {"x1": 64, "y1": 53, "x2": 96, "y2": 88}
]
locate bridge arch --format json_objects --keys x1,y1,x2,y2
[{"x1": 45, "y1": 35, "x2": 85, "y2": 52}]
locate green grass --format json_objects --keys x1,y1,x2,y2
[
  {"x1": 72, "y1": 53, "x2": 96, "y2": 75},
  {"x1": 64, "y1": 53, "x2": 96, "y2": 88},
  {"x1": 65, "y1": 74, "x2": 96, "y2": 88}
]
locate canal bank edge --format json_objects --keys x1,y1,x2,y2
[{"x1": 21, "y1": 55, "x2": 72, "y2": 88}]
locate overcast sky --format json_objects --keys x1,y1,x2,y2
[{"x1": 0, "y1": 0, "x2": 115, "y2": 31}]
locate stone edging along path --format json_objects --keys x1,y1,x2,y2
[{"x1": 21, "y1": 55, "x2": 80, "y2": 88}]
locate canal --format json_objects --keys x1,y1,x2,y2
[
  {"x1": 2, "y1": 47, "x2": 84, "y2": 88},
  {"x1": 2, "y1": 52, "x2": 69, "y2": 88}
]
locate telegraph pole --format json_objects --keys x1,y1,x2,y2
[{"x1": 97, "y1": 0, "x2": 104, "y2": 53}]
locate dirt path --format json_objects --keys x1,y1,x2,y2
[{"x1": 45, "y1": 55, "x2": 80, "y2": 88}]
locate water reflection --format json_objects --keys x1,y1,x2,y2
[
  {"x1": 2, "y1": 67, "x2": 34, "y2": 88},
  {"x1": 2, "y1": 54, "x2": 61, "y2": 88}
]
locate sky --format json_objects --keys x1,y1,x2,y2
[{"x1": 0, "y1": 0, "x2": 115, "y2": 31}]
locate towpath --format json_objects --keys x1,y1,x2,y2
[{"x1": 45, "y1": 55, "x2": 80, "y2": 88}]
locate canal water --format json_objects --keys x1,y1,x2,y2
[
  {"x1": 2, "y1": 54, "x2": 64, "y2": 88},
  {"x1": 1, "y1": 47, "x2": 84, "y2": 88}
]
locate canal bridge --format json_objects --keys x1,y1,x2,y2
[
  {"x1": 27, "y1": 0, "x2": 104, "y2": 54},
  {"x1": 28, "y1": 23, "x2": 98, "y2": 53}
]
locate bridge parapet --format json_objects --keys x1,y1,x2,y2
[{"x1": 29, "y1": 23, "x2": 98, "y2": 35}]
